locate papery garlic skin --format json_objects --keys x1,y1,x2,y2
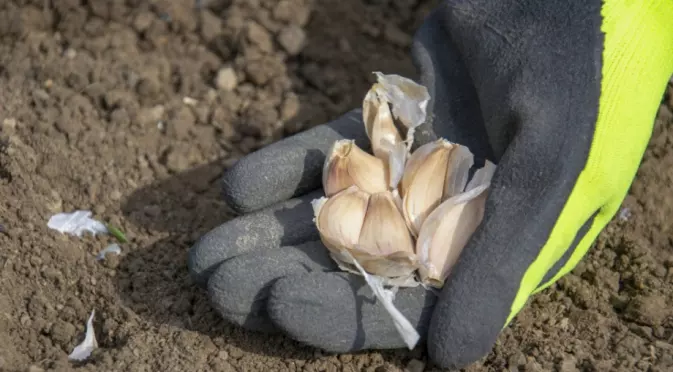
[
  {"x1": 313, "y1": 185, "x2": 418, "y2": 280},
  {"x1": 322, "y1": 139, "x2": 389, "y2": 197},
  {"x1": 372, "y1": 72, "x2": 430, "y2": 136},
  {"x1": 400, "y1": 139, "x2": 475, "y2": 236}
]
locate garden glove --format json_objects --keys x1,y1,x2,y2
[{"x1": 188, "y1": 0, "x2": 673, "y2": 369}]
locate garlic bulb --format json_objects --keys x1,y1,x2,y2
[
  {"x1": 311, "y1": 71, "x2": 496, "y2": 352},
  {"x1": 400, "y1": 139, "x2": 475, "y2": 236},
  {"x1": 314, "y1": 71, "x2": 496, "y2": 290},
  {"x1": 415, "y1": 161, "x2": 495, "y2": 286},
  {"x1": 322, "y1": 139, "x2": 389, "y2": 197},
  {"x1": 312, "y1": 186, "x2": 418, "y2": 279}
]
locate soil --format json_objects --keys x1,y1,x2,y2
[{"x1": 0, "y1": 1, "x2": 672, "y2": 371}]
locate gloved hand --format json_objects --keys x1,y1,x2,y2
[{"x1": 188, "y1": 0, "x2": 673, "y2": 368}]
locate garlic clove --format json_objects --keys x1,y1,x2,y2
[
  {"x1": 443, "y1": 144, "x2": 475, "y2": 198},
  {"x1": 358, "y1": 192, "x2": 415, "y2": 257},
  {"x1": 399, "y1": 140, "x2": 446, "y2": 197},
  {"x1": 370, "y1": 95, "x2": 404, "y2": 160},
  {"x1": 371, "y1": 72, "x2": 430, "y2": 146},
  {"x1": 400, "y1": 140, "x2": 453, "y2": 236},
  {"x1": 415, "y1": 160, "x2": 495, "y2": 288},
  {"x1": 322, "y1": 139, "x2": 389, "y2": 197},
  {"x1": 315, "y1": 186, "x2": 370, "y2": 252}
]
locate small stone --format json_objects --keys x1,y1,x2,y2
[
  {"x1": 199, "y1": 9, "x2": 222, "y2": 43},
  {"x1": 507, "y1": 351, "x2": 527, "y2": 368},
  {"x1": 228, "y1": 347, "x2": 244, "y2": 359},
  {"x1": 624, "y1": 294, "x2": 670, "y2": 326},
  {"x1": 383, "y1": 24, "x2": 412, "y2": 47},
  {"x1": 110, "y1": 108, "x2": 131, "y2": 127},
  {"x1": 50, "y1": 320, "x2": 76, "y2": 347},
  {"x1": 244, "y1": 56, "x2": 283, "y2": 86},
  {"x1": 64, "y1": 48, "x2": 77, "y2": 59},
  {"x1": 1, "y1": 118, "x2": 16, "y2": 132},
  {"x1": 20, "y1": 314, "x2": 31, "y2": 326},
  {"x1": 277, "y1": 25, "x2": 306, "y2": 55},
  {"x1": 558, "y1": 357, "x2": 579, "y2": 372},
  {"x1": 27, "y1": 366, "x2": 45, "y2": 372},
  {"x1": 246, "y1": 21, "x2": 273, "y2": 53},
  {"x1": 405, "y1": 359, "x2": 425, "y2": 372},
  {"x1": 215, "y1": 67, "x2": 238, "y2": 91},
  {"x1": 102, "y1": 254, "x2": 120, "y2": 269},
  {"x1": 209, "y1": 358, "x2": 236, "y2": 372},
  {"x1": 163, "y1": 148, "x2": 190, "y2": 173},
  {"x1": 272, "y1": 0, "x2": 294, "y2": 22},
  {"x1": 133, "y1": 12, "x2": 155, "y2": 32},
  {"x1": 280, "y1": 93, "x2": 300, "y2": 121},
  {"x1": 110, "y1": 190, "x2": 122, "y2": 201},
  {"x1": 137, "y1": 105, "x2": 165, "y2": 126},
  {"x1": 273, "y1": 0, "x2": 311, "y2": 26},
  {"x1": 167, "y1": 106, "x2": 195, "y2": 140}
]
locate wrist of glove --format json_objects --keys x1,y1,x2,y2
[{"x1": 188, "y1": 0, "x2": 673, "y2": 369}]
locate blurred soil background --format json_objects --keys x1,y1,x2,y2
[{"x1": 0, "y1": 0, "x2": 672, "y2": 371}]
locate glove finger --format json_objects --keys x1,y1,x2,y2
[
  {"x1": 267, "y1": 272, "x2": 437, "y2": 353},
  {"x1": 223, "y1": 109, "x2": 369, "y2": 215},
  {"x1": 409, "y1": 7, "x2": 494, "y2": 161},
  {"x1": 188, "y1": 191, "x2": 322, "y2": 287},
  {"x1": 206, "y1": 241, "x2": 337, "y2": 333}
]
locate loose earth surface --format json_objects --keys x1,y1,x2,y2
[{"x1": 1, "y1": 1, "x2": 672, "y2": 371}]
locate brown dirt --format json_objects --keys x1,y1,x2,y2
[{"x1": 0, "y1": 1, "x2": 672, "y2": 371}]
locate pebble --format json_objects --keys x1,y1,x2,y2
[
  {"x1": 280, "y1": 93, "x2": 300, "y2": 121},
  {"x1": 2, "y1": 118, "x2": 17, "y2": 132},
  {"x1": 277, "y1": 25, "x2": 306, "y2": 56},
  {"x1": 557, "y1": 356, "x2": 579, "y2": 372},
  {"x1": 215, "y1": 67, "x2": 238, "y2": 91},
  {"x1": 246, "y1": 21, "x2": 273, "y2": 53},
  {"x1": 383, "y1": 24, "x2": 412, "y2": 47}
]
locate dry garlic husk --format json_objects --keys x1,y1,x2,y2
[
  {"x1": 415, "y1": 160, "x2": 496, "y2": 287},
  {"x1": 362, "y1": 72, "x2": 430, "y2": 185},
  {"x1": 364, "y1": 72, "x2": 430, "y2": 141},
  {"x1": 312, "y1": 185, "x2": 419, "y2": 282},
  {"x1": 400, "y1": 139, "x2": 475, "y2": 236},
  {"x1": 322, "y1": 139, "x2": 390, "y2": 197}
]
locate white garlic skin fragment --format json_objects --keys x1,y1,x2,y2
[
  {"x1": 322, "y1": 139, "x2": 389, "y2": 197},
  {"x1": 371, "y1": 72, "x2": 430, "y2": 145},
  {"x1": 314, "y1": 185, "x2": 418, "y2": 279},
  {"x1": 400, "y1": 139, "x2": 475, "y2": 236}
]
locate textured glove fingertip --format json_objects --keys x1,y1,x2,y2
[
  {"x1": 220, "y1": 109, "x2": 371, "y2": 215},
  {"x1": 427, "y1": 310, "x2": 501, "y2": 369},
  {"x1": 221, "y1": 151, "x2": 288, "y2": 215}
]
